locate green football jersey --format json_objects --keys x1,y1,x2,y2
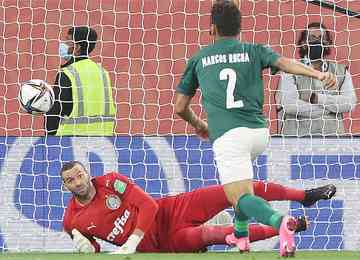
[{"x1": 177, "y1": 38, "x2": 280, "y2": 142}]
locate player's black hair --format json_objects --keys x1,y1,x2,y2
[
  {"x1": 211, "y1": 0, "x2": 241, "y2": 37},
  {"x1": 297, "y1": 22, "x2": 333, "y2": 58},
  {"x1": 60, "y1": 160, "x2": 86, "y2": 178},
  {"x1": 68, "y1": 26, "x2": 97, "y2": 55}
]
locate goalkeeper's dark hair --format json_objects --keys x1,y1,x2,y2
[
  {"x1": 60, "y1": 160, "x2": 87, "y2": 178},
  {"x1": 68, "y1": 26, "x2": 97, "y2": 55},
  {"x1": 297, "y1": 22, "x2": 333, "y2": 58},
  {"x1": 211, "y1": 0, "x2": 241, "y2": 37}
]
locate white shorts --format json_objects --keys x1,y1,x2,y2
[{"x1": 213, "y1": 127, "x2": 269, "y2": 184}]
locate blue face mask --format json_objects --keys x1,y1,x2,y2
[{"x1": 59, "y1": 42, "x2": 72, "y2": 61}]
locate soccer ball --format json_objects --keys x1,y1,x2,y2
[{"x1": 18, "y1": 79, "x2": 55, "y2": 114}]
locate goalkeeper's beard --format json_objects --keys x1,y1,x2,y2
[{"x1": 74, "y1": 182, "x2": 96, "y2": 204}]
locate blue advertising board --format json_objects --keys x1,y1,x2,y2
[{"x1": 0, "y1": 137, "x2": 358, "y2": 251}]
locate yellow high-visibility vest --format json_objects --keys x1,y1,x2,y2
[{"x1": 56, "y1": 59, "x2": 116, "y2": 136}]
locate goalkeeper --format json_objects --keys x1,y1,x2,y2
[{"x1": 62, "y1": 161, "x2": 336, "y2": 254}]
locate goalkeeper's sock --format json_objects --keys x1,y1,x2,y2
[
  {"x1": 234, "y1": 210, "x2": 249, "y2": 238},
  {"x1": 253, "y1": 181, "x2": 305, "y2": 202},
  {"x1": 249, "y1": 224, "x2": 278, "y2": 242},
  {"x1": 199, "y1": 224, "x2": 278, "y2": 245},
  {"x1": 237, "y1": 193, "x2": 283, "y2": 229}
]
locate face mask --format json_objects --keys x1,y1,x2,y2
[
  {"x1": 59, "y1": 42, "x2": 72, "y2": 61},
  {"x1": 308, "y1": 40, "x2": 324, "y2": 61}
]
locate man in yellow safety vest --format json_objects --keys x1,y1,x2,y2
[{"x1": 45, "y1": 26, "x2": 116, "y2": 136}]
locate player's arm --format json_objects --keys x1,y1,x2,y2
[
  {"x1": 274, "y1": 57, "x2": 336, "y2": 88},
  {"x1": 175, "y1": 94, "x2": 209, "y2": 140},
  {"x1": 125, "y1": 184, "x2": 159, "y2": 239},
  {"x1": 63, "y1": 214, "x2": 100, "y2": 253},
  {"x1": 109, "y1": 173, "x2": 159, "y2": 254},
  {"x1": 175, "y1": 56, "x2": 209, "y2": 140},
  {"x1": 71, "y1": 229, "x2": 101, "y2": 253},
  {"x1": 45, "y1": 72, "x2": 72, "y2": 135},
  {"x1": 314, "y1": 70, "x2": 357, "y2": 113}
]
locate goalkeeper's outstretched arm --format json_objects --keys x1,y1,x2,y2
[{"x1": 109, "y1": 183, "x2": 159, "y2": 254}]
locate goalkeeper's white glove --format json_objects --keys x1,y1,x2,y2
[
  {"x1": 109, "y1": 234, "x2": 143, "y2": 255},
  {"x1": 72, "y1": 229, "x2": 95, "y2": 253}
]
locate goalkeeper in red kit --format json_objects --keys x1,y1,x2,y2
[{"x1": 62, "y1": 161, "x2": 336, "y2": 254}]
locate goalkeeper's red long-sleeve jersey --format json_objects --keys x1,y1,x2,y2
[{"x1": 63, "y1": 172, "x2": 159, "y2": 252}]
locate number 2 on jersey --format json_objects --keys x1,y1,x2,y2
[{"x1": 220, "y1": 68, "x2": 244, "y2": 109}]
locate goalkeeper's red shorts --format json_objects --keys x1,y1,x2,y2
[{"x1": 137, "y1": 185, "x2": 231, "y2": 252}]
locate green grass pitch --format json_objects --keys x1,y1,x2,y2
[{"x1": 1, "y1": 252, "x2": 360, "y2": 260}]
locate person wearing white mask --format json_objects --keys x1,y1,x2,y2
[{"x1": 45, "y1": 26, "x2": 116, "y2": 136}]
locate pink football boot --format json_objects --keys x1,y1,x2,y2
[
  {"x1": 225, "y1": 233, "x2": 250, "y2": 253},
  {"x1": 279, "y1": 215, "x2": 297, "y2": 257}
]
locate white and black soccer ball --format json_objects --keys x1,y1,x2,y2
[{"x1": 18, "y1": 79, "x2": 55, "y2": 114}]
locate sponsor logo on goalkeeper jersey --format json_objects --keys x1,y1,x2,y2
[
  {"x1": 114, "y1": 179, "x2": 127, "y2": 194},
  {"x1": 106, "y1": 209, "x2": 130, "y2": 241},
  {"x1": 106, "y1": 195, "x2": 121, "y2": 210}
]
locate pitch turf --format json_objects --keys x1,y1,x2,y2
[{"x1": 0, "y1": 252, "x2": 359, "y2": 260}]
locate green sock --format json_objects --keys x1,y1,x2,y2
[
  {"x1": 234, "y1": 210, "x2": 249, "y2": 238},
  {"x1": 236, "y1": 193, "x2": 283, "y2": 229}
]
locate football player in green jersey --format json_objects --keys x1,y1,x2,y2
[{"x1": 175, "y1": 0, "x2": 336, "y2": 257}]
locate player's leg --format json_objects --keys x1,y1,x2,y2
[
  {"x1": 226, "y1": 216, "x2": 308, "y2": 251},
  {"x1": 171, "y1": 175, "x2": 332, "y2": 227},
  {"x1": 170, "y1": 217, "x2": 309, "y2": 253},
  {"x1": 170, "y1": 224, "x2": 277, "y2": 252},
  {"x1": 150, "y1": 186, "x2": 230, "y2": 253},
  {"x1": 253, "y1": 181, "x2": 304, "y2": 202},
  {"x1": 176, "y1": 185, "x2": 232, "y2": 225},
  {"x1": 177, "y1": 182, "x2": 323, "y2": 228},
  {"x1": 213, "y1": 127, "x2": 260, "y2": 250},
  {"x1": 213, "y1": 127, "x2": 297, "y2": 256},
  {"x1": 253, "y1": 181, "x2": 336, "y2": 207}
]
